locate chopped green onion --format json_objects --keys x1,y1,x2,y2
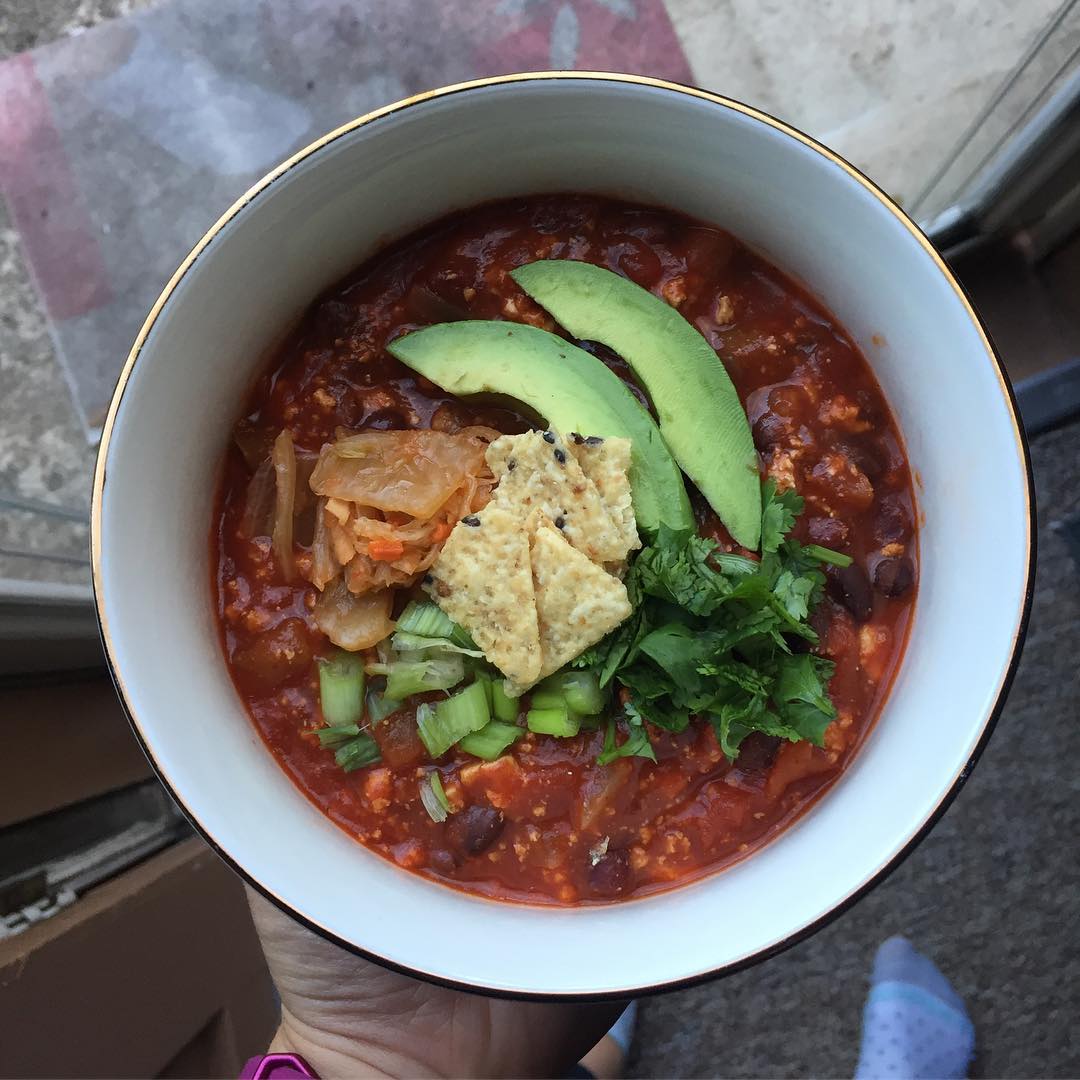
[
  {"x1": 529, "y1": 689, "x2": 566, "y2": 711},
  {"x1": 803, "y1": 544, "x2": 854, "y2": 568},
  {"x1": 365, "y1": 638, "x2": 398, "y2": 676},
  {"x1": 384, "y1": 654, "x2": 465, "y2": 699},
  {"x1": 459, "y1": 720, "x2": 523, "y2": 760},
  {"x1": 396, "y1": 601, "x2": 476, "y2": 648},
  {"x1": 537, "y1": 671, "x2": 605, "y2": 716},
  {"x1": 318, "y1": 652, "x2": 365, "y2": 727},
  {"x1": 366, "y1": 690, "x2": 400, "y2": 725},
  {"x1": 527, "y1": 706, "x2": 581, "y2": 737},
  {"x1": 430, "y1": 771, "x2": 450, "y2": 810},
  {"x1": 334, "y1": 732, "x2": 381, "y2": 772},
  {"x1": 472, "y1": 671, "x2": 494, "y2": 711},
  {"x1": 416, "y1": 681, "x2": 491, "y2": 758},
  {"x1": 390, "y1": 630, "x2": 485, "y2": 657},
  {"x1": 420, "y1": 771, "x2": 453, "y2": 822},
  {"x1": 490, "y1": 680, "x2": 518, "y2": 723},
  {"x1": 375, "y1": 637, "x2": 397, "y2": 666},
  {"x1": 316, "y1": 722, "x2": 361, "y2": 748}
]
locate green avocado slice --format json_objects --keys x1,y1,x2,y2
[
  {"x1": 388, "y1": 321, "x2": 692, "y2": 535},
  {"x1": 512, "y1": 260, "x2": 762, "y2": 550}
]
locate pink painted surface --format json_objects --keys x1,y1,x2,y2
[{"x1": 0, "y1": 54, "x2": 112, "y2": 321}]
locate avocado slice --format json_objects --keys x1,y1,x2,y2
[
  {"x1": 511, "y1": 260, "x2": 762, "y2": 550},
  {"x1": 388, "y1": 321, "x2": 692, "y2": 535}
]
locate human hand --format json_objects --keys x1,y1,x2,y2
[{"x1": 247, "y1": 888, "x2": 627, "y2": 1078}]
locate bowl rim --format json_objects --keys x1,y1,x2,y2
[{"x1": 90, "y1": 70, "x2": 1037, "y2": 1000}]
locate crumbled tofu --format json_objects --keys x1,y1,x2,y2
[
  {"x1": 825, "y1": 708, "x2": 854, "y2": 751},
  {"x1": 486, "y1": 430, "x2": 631, "y2": 563},
  {"x1": 766, "y1": 448, "x2": 801, "y2": 492},
  {"x1": 500, "y1": 295, "x2": 554, "y2": 330},
  {"x1": 524, "y1": 513, "x2": 632, "y2": 685},
  {"x1": 363, "y1": 767, "x2": 392, "y2": 808},
  {"x1": 819, "y1": 394, "x2": 871, "y2": 433},
  {"x1": 661, "y1": 276, "x2": 687, "y2": 308},
  {"x1": 715, "y1": 294, "x2": 735, "y2": 324},
  {"x1": 426, "y1": 503, "x2": 542, "y2": 686},
  {"x1": 858, "y1": 624, "x2": 892, "y2": 683},
  {"x1": 880, "y1": 542, "x2": 905, "y2": 557},
  {"x1": 459, "y1": 755, "x2": 523, "y2": 809}
]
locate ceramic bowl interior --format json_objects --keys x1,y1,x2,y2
[{"x1": 93, "y1": 74, "x2": 1031, "y2": 997}]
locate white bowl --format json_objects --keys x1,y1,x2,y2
[{"x1": 92, "y1": 73, "x2": 1034, "y2": 998}]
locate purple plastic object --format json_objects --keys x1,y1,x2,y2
[{"x1": 240, "y1": 1052, "x2": 317, "y2": 1079}]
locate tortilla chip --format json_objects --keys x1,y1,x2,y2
[
  {"x1": 426, "y1": 504, "x2": 541, "y2": 686},
  {"x1": 485, "y1": 431, "x2": 628, "y2": 563},
  {"x1": 527, "y1": 513, "x2": 632, "y2": 684},
  {"x1": 566, "y1": 434, "x2": 640, "y2": 558}
]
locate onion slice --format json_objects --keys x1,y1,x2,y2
[
  {"x1": 271, "y1": 430, "x2": 297, "y2": 581},
  {"x1": 313, "y1": 579, "x2": 394, "y2": 651}
]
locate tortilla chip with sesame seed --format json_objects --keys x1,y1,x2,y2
[
  {"x1": 485, "y1": 430, "x2": 631, "y2": 563},
  {"x1": 566, "y1": 434, "x2": 640, "y2": 559},
  {"x1": 520, "y1": 512, "x2": 632, "y2": 688},
  {"x1": 426, "y1": 503, "x2": 542, "y2": 686}
]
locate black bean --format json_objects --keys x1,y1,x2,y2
[
  {"x1": 462, "y1": 515, "x2": 480, "y2": 527},
  {"x1": 807, "y1": 516, "x2": 849, "y2": 549},
  {"x1": 874, "y1": 494, "x2": 912, "y2": 544},
  {"x1": 506, "y1": 459, "x2": 516, "y2": 471},
  {"x1": 585, "y1": 435, "x2": 604, "y2": 446},
  {"x1": 570, "y1": 433, "x2": 585, "y2": 444},
  {"x1": 555, "y1": 516, "x2": 565, "y2": 529},
  {"x1": 752, "y1": 411, "x2": 796, "y2": 451},
  {"x1": 826, "y1": 563, "x2": 873, "y2": 622},
  {"x1": 588, "y1": 848, "x2": 631, "y2": 898},
  {"x1": 423, "y1": 573, "x2": 433, "y2": 585},
  {"x1": 834, "y1": 439, "x2": 884, "y2": 480},
  {"x1": 363, "y1": 408, "x2": 409, "y2": 432},
  {"x1": 447, "y1": 805, "x2": 505, "y2": 856},
  {"x1": 735, "y1": 731, "x2": 781, "y2": 772},
  {"x1": 543, "y1": 431, "x2": 556, "y2": 444},
  {"x1": 314, "y1": 300, "x2": 353, "y2": 335},
  {"x1": 554, "y1": 449, "x2": 566, "y2": 464},
  {"x1": 873, "y1": 556, "x2": 915, "y2": 597}
]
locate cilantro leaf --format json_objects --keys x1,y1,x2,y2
[
  {"x1": 632, "y1": 526, "x2": 733, "y2": 616},
  {"x1": 760, "y1": 479, "x2": 803, "y2": 554},
  {"x1": 773, "y1": 568, "x2": 817, "y2": 621},
  {"x1": 772, "y1": 653, "x2": 836, "y2": 746},
  {"x1": 577, "y1": 478, "x2": 844, "y2": 766},
  {"x1": 597, "y1": 708, "x2": 657, "y2": 765}
]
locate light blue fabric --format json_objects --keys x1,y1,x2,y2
[{"x1": 855, "y1": 936, "x2": 975, "y2": 1080}]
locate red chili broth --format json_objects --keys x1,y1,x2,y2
[{"x1": 213, "y1": 195, "x2": 917, "y2": 905}]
